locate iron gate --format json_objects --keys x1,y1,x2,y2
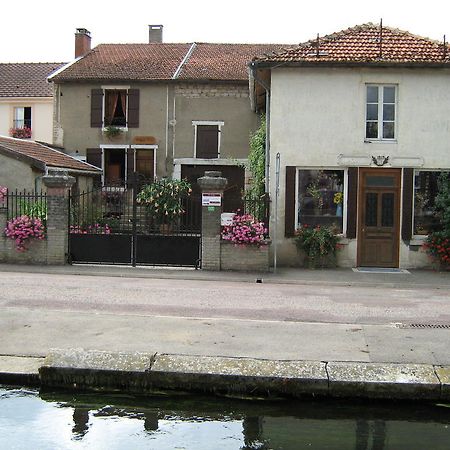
[{"x1": 69, "y1": 176, "x2": 201, "y2": 267}]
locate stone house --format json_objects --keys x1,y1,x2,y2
[
  {"x1": 49, "y1": 27, "x2": 285, "y2": 204},
  {"x1": 0, "y1": 62, "x2": 65, "y2": 143},
  {"x1": 250, "y1": 23, "x2": 450, "y2": 269},
  {"x1": 0, "y1": 135, "x2": 101, "y2": 192}
]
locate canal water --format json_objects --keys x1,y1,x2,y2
[{"x1": 0, "y1": 386, "x2": 449, "y2": 449}]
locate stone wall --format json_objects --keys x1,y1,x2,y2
[
  {"x1": 175, "y1": 83, "x2": 249, "y2": 98},
  {"x1": 220, "y1": 241, "x2": 270, "y2": 272}
]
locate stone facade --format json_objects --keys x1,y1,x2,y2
[
  {"x1": 175, "y1": 83, "x2": 249, "y2": 98},
  {"x1": 220, "y1": 241, "x2": 270, "y2": 272}
]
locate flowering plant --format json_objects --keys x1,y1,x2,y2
[
  {"x1": 0, "y1": 186, "x2": 7, "y2": 203},
  {"x1": 5, "y1": 215, "x2": 45, "y2": 251},
  {"x1": 294, "y1": 224, "x2": 342, "y2": 267},
  {"x1": 333, "y1": 192, "x2": 343, "y2": 205},
  {"x1": 221, "y1": 213, "x2": 267, "y2": 246},
  {"x1": 423, "y1": 232, "x2": 450, "y2": 268},
  {"x1": 70, "y1": 224, "x2": 111, "y2": 235},
  {"x1": 9, "y1": 127, "x2": 32, "y2": 139},
  {"x1": 137, "y1": 178, "x2": 192, "y2": 224}
]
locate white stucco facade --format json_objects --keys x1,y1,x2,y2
[
  {"x1": 269, "y1": 66, "x2": 450, "y2": 268},
  {"x1": 0, "y1": 98, "x2": 54, "y2": 143}
]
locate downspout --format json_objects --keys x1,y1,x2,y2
[{"x1": 250, "y1": 62, "x2": 270, "y2": 193}]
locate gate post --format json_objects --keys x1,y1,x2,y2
[
  {"x1": 197, "y1": 171, "x2": 227, "y2": 271},
  {"x1": 43, "y1": 169, "x2": 75, "y2": 264}
]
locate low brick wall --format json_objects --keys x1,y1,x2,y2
[{"x1": 220, "y1": 241, "x2": 270, "y2": 272}]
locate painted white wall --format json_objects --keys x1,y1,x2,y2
[
  {"x1": 269, "y1": 66, "x2": 450, "y2": 267},
  {"x1": 0, "y1": 98, "x2": 54, "y2": 143}
]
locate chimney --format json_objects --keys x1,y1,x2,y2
[
  {"x1": 75, "y1": 28, "x2": 91, "y2": 58},
  {"x1": 148, "y1": 25, "x2": 163, "y2": 43}
]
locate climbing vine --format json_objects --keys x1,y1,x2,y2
[{"x1": 247, "y1": 115, "x2": 266, "y2": 198}]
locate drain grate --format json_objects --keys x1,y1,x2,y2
[{"x1": 396, "y1": 323, "x2": 450, "y2": 329}]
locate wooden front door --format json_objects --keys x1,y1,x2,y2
[{"x1": 357, "y1": 168, "x2": 401, "y2": 267}]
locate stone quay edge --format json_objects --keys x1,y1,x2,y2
[{"x1": 1, "y1": 349, "x2": 449, "y2": 401}]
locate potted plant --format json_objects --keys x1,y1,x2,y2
[
  {"x1": 294, "y1": 224, "x2": 342, "y2": 268},
  {"x1": 103, "y1": 125, "x2": 123, "y2": 139},
  {"x1": 9, "y1": 126, "x2": 32, "y2": 139},
  {"x1": 136, "y1": 178, "x2": 192, "y2": 232}
]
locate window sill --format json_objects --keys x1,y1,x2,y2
[
  {"x1": 410, "y1": 236, "x2": 427, "y2": 246},
  {"x1": 364, "y1": 139, "x2": 397, "y2": 144},
  {"x1": 102, "y1": 127, "x2": 128, "y2": 132}
]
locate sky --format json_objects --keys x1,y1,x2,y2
[{"x1": 1, "y1": 0, "x2": 449, "y2": 63}]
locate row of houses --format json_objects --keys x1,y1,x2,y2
[{"x1": 1, "y1": 23, "x2": 449, "y2": 269}]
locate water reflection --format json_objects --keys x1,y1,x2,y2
[{"x1": 1, "y1": 387, "x2": 449, "y2": 450}]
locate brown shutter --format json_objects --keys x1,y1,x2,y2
[
  {"x1": 402, "y1": 168, "x2": 414, "y2": 241},
  {"x1": 285, "y1": 166, "x2": 296, "y2": 237},
  {"x1": 90, "y1": 89, "x2": 103, "y2": 128},
  {"x1": 86, "y1": 148, "x2": 102, "y2": 169},
  {"x1": 346, "y1": 167, "x2": 358, "y2": 239},
  {"x1": 127, "y1": 89, "x2": 140, "y2": 128},
  {"x1": 196, "y1": 125, "x2": 219, "y2": 158}
]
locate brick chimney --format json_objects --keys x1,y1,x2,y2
[
  {"x1": 75, "y1": 28, "x2": 91, "y2": 58},
  {"x1": 148, "y1": 25, "x2": 163, "y2": 43}
]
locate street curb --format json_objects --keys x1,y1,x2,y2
[{"x1": 2, "y1": 349, "x2": 447, "y2": 401}]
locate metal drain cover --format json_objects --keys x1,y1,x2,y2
[{"x1": 395, "y1": 323, "x2": 450, "y2": 329}]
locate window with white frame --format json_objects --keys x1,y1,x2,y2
[
  {"x1": 413, "y1": 170, "x2": 447, "y2": 235},
  {"x1": 193, "y1": 121, "x2": 224, "y2": 158},
  {"x1": 297, "y1": 169, "x2": 344, "y2": 233},
  {"x1": 365, "y1": 85, "x2": 396, "y2": 140},
  {"x1": 14, "y1": 106, "x2": 32, "y2": 129},
  {"x1": 104, "y1": 89, "x2": 127, "y2": 127}
]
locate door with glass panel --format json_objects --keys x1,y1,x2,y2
[{"x1": 358, "y1": 169, "x2": 401, "y2": 267}]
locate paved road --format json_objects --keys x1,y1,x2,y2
[
  {"x1": 0, "y1": 270, "x2": 449, "y2": 364},
  {"x1": 1, "y1": 271, "x2": 449, "y2": 325}
]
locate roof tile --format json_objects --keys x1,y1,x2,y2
[
  {"x1": 0, "y1": 63, "x2": 65, "y2": 97},
  {"x1": 0, "y1": 136, "x2": 101, "y2": 173},
  {"x1": 254, "y1": 23, "x2": 450, "y2": 65}
]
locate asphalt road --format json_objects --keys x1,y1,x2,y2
[
  {"x1": 0, "y1": 271, "x2": 449, "y2": 325},
  {"x1": 0, "y1": 270, "x2": 449, "y2": 364}
]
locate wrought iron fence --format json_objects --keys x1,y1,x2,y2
[
  {"x1": 5, "y1": 190, "x2": 47, "y2": 223},
  {"x1": 226, "y1": 193, "x2": 271, "y2": 236}
]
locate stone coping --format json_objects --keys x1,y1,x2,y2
[{"x1": 1, "y1": 350, "x2": 448, "y2": 401}]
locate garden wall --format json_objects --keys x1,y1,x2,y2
[{"x1": 220, "y1": 241, "x2": 270, "y2": 272}]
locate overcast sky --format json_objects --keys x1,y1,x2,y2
[{"x1": 1, "y1": 0, "x2": 449, "y2": 63}]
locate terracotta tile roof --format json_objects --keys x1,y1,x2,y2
[
  {"x1": 0, "y1": 63, "x2": 65, "y2": 97},
  {"x1": 253, "y1": 23, "x2": 450, "y2": 65},
  {"x1": 177, "y1": 43, "x2": 288, "y2": 80},
  {"x1": 0, "y1": 136, "x2": 101, "y2": 173},
  {"x1": 51, "y1": 43, "x2": 286, "y2": 82}
]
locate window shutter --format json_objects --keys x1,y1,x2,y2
[
  {"x1": 347, "y1": 167, "x2": 358, "y2": 239},
  {"x1": 285, "y1": 166, "x2": 296, "y2": 237},
  {"x1": 90, "y1": 89, "x2": 103, "y2": 128},
  {"x1": 196, "y1": 125, "x2": 219, "y2": 158},
  {"x1": 127, "y1": 89, "x2": 140, "y2": 128},
  {"x1": 402, "y1": 168, "x2": 414, "y2": 241},
  {"x1": 86, "y1": 148, "x2": 102, "y2": 169}
]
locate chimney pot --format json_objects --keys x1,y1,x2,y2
[
  {"x1": 149, "y1": 25, "x2": 163, "y2": 43},
  {"x1": 75, "y1": 28, "x2": 91, "y2": 58}
]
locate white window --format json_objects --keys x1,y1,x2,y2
[
  {"x1": 365, "y1": 85, "x2": 396, "y2": 140},
  {"x1": 192, "y1": 121, "x2": 224, "y2": 158},
  {"x1": 296, "y1": 169, "x2": 345, "y2": 233},
  {"x1": 13, "y1": 106, "x2": 32, "y2": 129}
]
